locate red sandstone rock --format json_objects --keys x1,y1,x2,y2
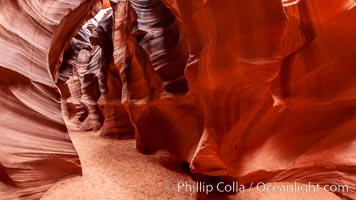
[
  {"x1": 0, "y1": 0, "x2": 102, "y2": 199},
  {"x1": 0, "y1": 0, "x2": 355, "y2": 199},
  {"x1": 158, "y1": 0, "x2": 356, "y2": 199}
]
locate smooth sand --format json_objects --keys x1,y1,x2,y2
[
  {"x1": 42, "y1": 128, "x2": 342, "y2": 200},
  {"x1": 42, "y1": 129, "x2": 197, "y2": 200}
]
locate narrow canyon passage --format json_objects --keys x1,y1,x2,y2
[
  {"x1": 41, "y1": 125, "x2": 341, "y2": 200},
  {"x1": 41, "y1": 126, "x2": 197, "y2": 200},
  {"x1": 0, "y1": 0, "x2": 355, "y2": 199}
]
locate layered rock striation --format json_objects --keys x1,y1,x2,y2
[
  {"x1": 0, "y1": 0, "x2": 102, "y2": 199},
  {"x1": 0, "y1": 0, "x2": 355, "y2": 199}
]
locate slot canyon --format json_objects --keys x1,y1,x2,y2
[{"x1": 0, "y1": 0, "x2": 355, "y2": 199}]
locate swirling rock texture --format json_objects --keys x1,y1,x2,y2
[
  {"x1": 59, "y1": 25, "x2": 103, "y2": 131},
  {"x1": 0, "y1": 0, "x2": 102, "y2": 199},
  {"x1": 0, "y1": 0, "x2": 355, "y2": 200},
  {"x1": 157, "y1": 0, "x2": 356, "y2": 199},
  {"x1": 126, "y1": 0, "x2": 356, "y2": 199}
]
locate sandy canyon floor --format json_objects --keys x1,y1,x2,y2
[{"x1": 42, "y1": 127, "x2": 342, "y2": 200}]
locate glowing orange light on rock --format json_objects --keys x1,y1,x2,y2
[{"x1": 102, "y1": 0, "x2": 111, "y2": 9}]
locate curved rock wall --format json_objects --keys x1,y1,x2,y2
[
  {"x1": 118, "y1": 0, "x2": 356, "y2": 198},
  {"x1": 0, "y1": 0, "x2": 102, "y2": 199},
  {"x1": 0, "y1": 0, "x2": 355, "y2": 199},
  {"x1": 158, "y1": 0, "x2": 356, "y2": 198},
  {"x1": 131, "y1": 0, "x2": 189, "y2": 94}
]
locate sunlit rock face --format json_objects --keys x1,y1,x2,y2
[
  {"x1": 0, "y1": 0, "x2": 355, "y2": 199},
  {"x1": 126, "y1": 0, "x2": 355, "y2": 198},
  {"x1": 156, "y1": 0, "x2": 355, "y2": 199},
  {"x1": 0, "y1": 0, "x2": 102, "y2": 199}
]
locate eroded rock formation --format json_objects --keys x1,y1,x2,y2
[
  {"x1": 0, "y1": 0, "x2": 102, "y2": 199},
  {"x1": 123, "y1": 0, "x2": 356, "y2": 199},
  {"x1": 0, "y1": 0, "x2": 355, "y2": 199},
  {"x1": 166, "y1": 1, "x2": 355, "y2": 199}
]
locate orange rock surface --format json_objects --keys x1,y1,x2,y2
[
  {"x1": 0, "y1": 0, "x2": 355, "y2": 199},
  {"x1": 0, "y1": 0, "x2": 102, "y2": 199}
]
